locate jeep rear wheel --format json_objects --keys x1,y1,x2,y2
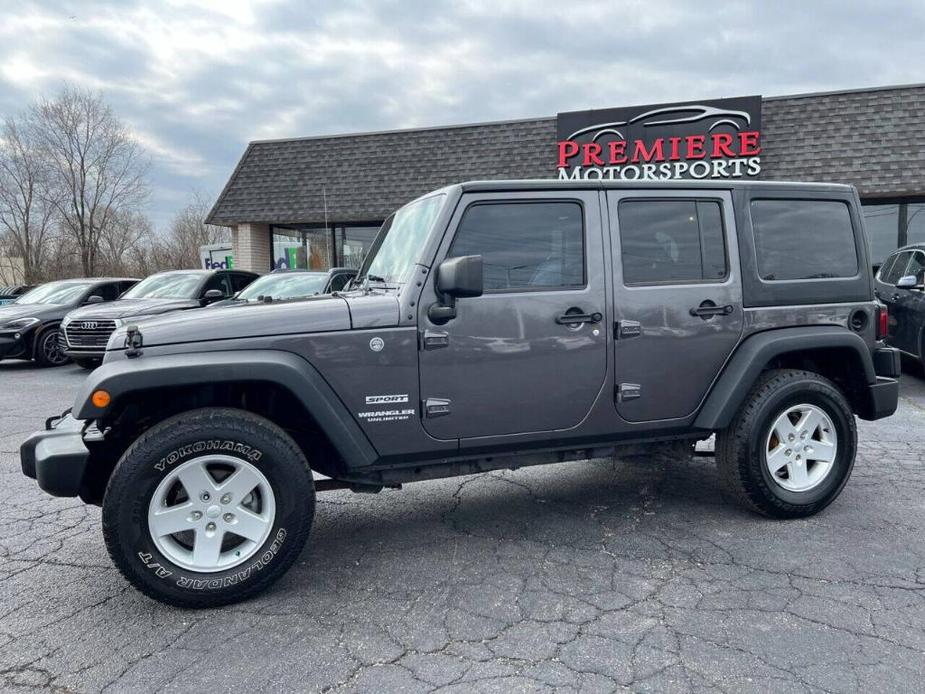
[
  {"x1": 102, "y1": 408, "x2": 315, "y2": 607},
  {"x1": 715, "y1": 369, "x2": 857, "y2": 518}
]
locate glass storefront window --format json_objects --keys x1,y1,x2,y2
[
  {"x1": 907, "y1": 203, "x2": 925, "y2": 246},
  {"x1": 862, "y1": 203, "x2": 900, "y2": 266},
  {"x1": 336, "y1": 226, "x2": 380, "y2": 269},
  {"x1": 272, "y1": 227, "x2": 332, "y2": 270}
]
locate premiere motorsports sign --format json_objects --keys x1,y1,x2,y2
[{"x1": 557, "y1": 95, "x2": 762, "y2": 181}]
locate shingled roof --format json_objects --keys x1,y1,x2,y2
[{"x1": 208, "y1": 84, "x2": 925, "y2": 226}]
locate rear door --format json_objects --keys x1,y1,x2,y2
[{"x1": 608, "y1": 190, "x2": 743, "y2": 422}]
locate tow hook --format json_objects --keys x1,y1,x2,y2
[{"x1": 125, "y1": 324, "x2": 144, "y2": 358}]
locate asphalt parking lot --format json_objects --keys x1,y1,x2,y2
[{"x1": 1, "y1": 361, "x2": 924, "y2": 693}]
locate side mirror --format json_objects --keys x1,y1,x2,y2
[
  {"x1": 896, "y1": 275, "x2": 919, "y2": 289},
  {"x1": 202, "y1": 289, "x2": 225, "y2": 303},
  {"x1": 84, "y1": 295, "x2": 104, "y2": 305},
  {"x1": 428, "y1": 255, "x2": 483, "y2": 324}
]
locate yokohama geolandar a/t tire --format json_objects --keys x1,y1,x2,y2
[
  {"x1": 102, "y1": 408, "x2": 315, "y2": 608},
  {"x1": 716, "y1": 369, "x2": 857, "y2": 519}
]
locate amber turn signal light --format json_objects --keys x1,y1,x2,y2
[{"x1": 91, "y1": 390, "x2": 111, "y2": 408}]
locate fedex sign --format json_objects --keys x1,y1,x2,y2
[
  {"x1": 200, "y1": 243, "x2": 234, "y2": 270},
  {"x1": 556, "y1": 96, "x2": 762, "y2": 181}
]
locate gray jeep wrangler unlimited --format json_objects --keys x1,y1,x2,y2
[{"x1": 21, "y1": 180, "x2": 900, "y2": 607}]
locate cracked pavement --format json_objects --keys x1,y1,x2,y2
[{"x1": 1, "y1": 360, "x2": 924, "y2": 693}]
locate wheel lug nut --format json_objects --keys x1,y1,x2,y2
[
  {"x1": 795, "y1": 454, "x2": 802, "y2": 461},
  {"x1": 191, "y1": 511, "x2": 202, "y2": 520},
  {"x1": 788, "y1": 434, "x2": 795, "y2": 442},
  {"x1": 223, "y1": 513, "x2": 234, "y2": 523},
  {"x1": 200, "y1": 492, "x2": 211, "y2": 502},
  {"x1": 800, "y1": 431, "x2": 808, "y2": 439},
  {"x1": 206, "y1": 522, "x2": 216, "y2": 531},
  {"x1": 221, "y1": 493, "x2": 232, "y2": 504},
  {"x1": 785, "y1": 448, "x2": 792, "y2": 456}
]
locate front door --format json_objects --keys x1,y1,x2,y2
[
  {"x1": 418, "y1": 191, "x2": 608, "y2": 440},
  {"x1": 891, "y1": 250, "x2": 925, "y2": 355},
  {"x1": 607, "y1": 190, "x2": 743, "y2": 423}
]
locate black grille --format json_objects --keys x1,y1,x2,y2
[{"x1": 65, "y1": 319, "x2": 118, "y2": 351}]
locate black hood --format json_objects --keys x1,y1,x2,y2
[
  {"x1": 0, "y1": 301, "x2": 70, "y2": 323},
  {"x1": 66, "y1": 298, "x2": 200, "y2": 321}
]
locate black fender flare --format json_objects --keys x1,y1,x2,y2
[
  {"x1": 694, "y1": 326, "x2": 877, "y2": 430},
  {"x1": 73, "y1": 350, "x2": 378, "y2": 468}
]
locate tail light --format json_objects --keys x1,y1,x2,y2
[{"x1": 876, "y1": 303, "x2": 889, "y2": 340}]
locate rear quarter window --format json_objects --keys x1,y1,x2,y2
[{"x1": 751, "y1": 199, "x2": 858, "y2": 281}]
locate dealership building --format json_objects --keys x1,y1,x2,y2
[{"x1": 207, "y1": 83, "x2": 925, "y2": 273}]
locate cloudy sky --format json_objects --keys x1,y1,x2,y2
[{"x1": 1, "y1": 0, "x2": 922, "y2": 229}]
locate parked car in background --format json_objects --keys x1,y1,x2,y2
[
  {"x1": 209, "y1": 267, "x2": 357, "y2": 307},
  {"x1": 61, "y1": 269, "x2": 258, "y2": 369},
  {"x1": 0, "y1": 284, "x2": 34, "y2": 305},
  {"x1": 874, "y1": 243, "x2": 925, "y2": 366},
  {"x1": 0, "y1": 278, "x2": 138, "y2": 367}
]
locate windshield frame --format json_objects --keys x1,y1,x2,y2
[
  {"x1": 15, "y1": 281, "x2": 95, "y2": 305},
  {"x1": 356, "y1": 193, "x2": 447, "y2": 287},
  {"x1": 121, "y1": 272, "x2": 209, "y2": 300}
]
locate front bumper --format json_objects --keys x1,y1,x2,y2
[
  {"x1": 0, "y1": 334, "x2": 27, "y2": 360},
  {"x1": 20, "y1": 413, "x2": 90, "y2": 497}
]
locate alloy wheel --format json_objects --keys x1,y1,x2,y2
[
  {"x1": 147, "y1": 455, "x2": 276, "y2": 573},
  {"x1": 764, "y1": 403, "x2": 838, "y2": 493}
]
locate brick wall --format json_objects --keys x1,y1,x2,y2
[{"x1": 231, "y1": 223, "x2": 271, "y2": 272}]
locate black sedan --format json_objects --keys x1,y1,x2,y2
[
  {"x1": 61, "y1": 269, "x2": 257, "y2": 368},
  {"x1": 0, "y1": 278, "x2": 138, "y2": 367}
]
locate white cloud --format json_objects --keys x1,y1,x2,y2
[{"x1": 0, "y1": 0, "x2": 922, "y2": 229}]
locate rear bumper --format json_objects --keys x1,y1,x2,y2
[
  {"x1": 20, "y1": 414, "x2": 90, "y2": 497},
  {"x1": 858, "y1": 376, "x2": 899, "y2": 421},
  {"x1": 873, "y1": 347, "x2": 901, "y2": 378}
]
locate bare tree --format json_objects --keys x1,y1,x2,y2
[
  {"x1": 33, "y1": 85, "x2": 149, "y2": 276},
  {"x1": 0, "y1": 113, "x2": 56, "y2": 283},
  {"x1": 96, "y1": 209, "x2": 153, "y2": 277},
  {"x1": 159, "y1": 193, "x2": 229, "y2": 269}
]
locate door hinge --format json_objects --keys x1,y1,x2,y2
[
  {"x1": 615, "y1": 320, "x2": 641, "y2": 339},
  {"x1": 617, "y1": 383, "x2": 642, "y2": 401},
  {"x1": 421, "y1": 329, "x2": 449, "y2": 350},
  {"x1": 424, "y1": 397, "x2": 451, "y2": 417}
]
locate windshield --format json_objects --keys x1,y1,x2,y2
[
  {"x1": 122, "y1": 272, "x2": 205, "y2": 299},
  {"x1": 359, "y1": 194, "x2": 445, "y2": 284},
  {"x1": 236, "y1": 273, "x2": 329, "y2": 301},
  {"x1": 16, "y1": 281, "x2": 93, "y2": 305}
]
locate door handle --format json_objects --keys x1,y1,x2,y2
[
  {"x1": 555, "y1": 309, "x2": 603, "y2": 325},
  {"x1": 689, "y1": 301, "x2": 734, "y2": 318}
]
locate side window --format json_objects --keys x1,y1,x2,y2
[
  {"x1": 751, "y1": 199, "x2": 858, "y2": 281},
  {"x1": 329, "y1": 273, "x2": 352, "y2": 292},
  {"x1": 202, "y1": 274, "x2": 231, "y2": 297},
  {"x1": 94, "y1": 283, "x2": 120, "y2": 301},
  {"x1": 883, "y1": 251, "x2": 912, "y2": 285},
  {"x1": 119, "y1": 281, "x2": 137, "y2": 296},
  {"x1": 230, "y1": 273, "x2": 254, "y2": 292},
  {"x1": 618, "y1": 199, "x2": 728, "y2": 285},
  {"x1": 876, "y1": 254, "x2": 897, "y2": 282},
  {"x1": 905, "y1": 252, "x2": 925, "y2": 284},
  {"x1": 448, "y1": 201, "x2": 584, "y2": 291}
]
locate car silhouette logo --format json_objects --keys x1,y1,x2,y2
[{"x1": 80, "y1": 321, "x2": 98, "y2": 330}]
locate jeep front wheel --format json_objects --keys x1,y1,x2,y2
[
  {"x1": 102, "y1": 408, "x2": 315, "y2": 607},
  {"x1": 715, "y1": 369, "x2": 857, "y2": 519}
]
